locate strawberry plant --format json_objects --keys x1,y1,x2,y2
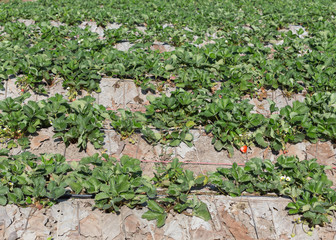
[
  {"x1": 0, "y1": 149, "x2": 335, "y2": 230},
  {"x1": 210, "y1": 155, "x2": 336, "y2": 227},
  {"x1": 151, "y1": 158, "x2": 211, "y2": 223},
  {"x1": 52, "y1": 96, "x2": 107, "y2": 150},
  {"x1": 0, "y1": 93, "x2": 48, "y2": 149},
  {"x1": 109, "y1": 109, "x2": 145, "y2": 141}
]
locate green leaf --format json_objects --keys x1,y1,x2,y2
[
  {"x1": 120, "y1": 192, "x2": 135, "y2": 200},
  {"x1": 184, "y1": 133, "x2": 193, "y2": 142},
  {"x1": 205, "y1": 125, "x2": 213, "y2": 133},
  {"x1": 302, "y1": 204, "x2": 310, "y2": 212},
  {"x1": 69, "y1": 182, "x2": 82, "y2": 194},
  {"x1": 170, "y1": 139, "x2": 181, "y2": 147},
  {"x1": 193, "y1": 202, "x2": 211, "y2": 221},
  {"x1": 255, "y1": 133, "x2": 268, "y2": 148},
  {"x1": 156, "y1": 213, "x2": 167, "y2": 228},
  {"x1": 214, "y1": 140, "x2": 224, "y2": 151},
  {"x1": 288, "y1": 209, "x2": 299, "y2": 215},
  {"x1": 17, "y1": 137, "x2": 30, "y2": 149},
  {"x1": 70, "y1": 99, "x2": 88, "y2": 112},
  {"x1": 186, "y1": 121, "x2": 196, "y2": 128},
  {"x1": 165, "y1": 64, "x2": 174, "y2": 71},
  {"x1": 95, "y1": 192, "x2": 110, "y2": 201},
  {"x1": 142, "y1": 210, "x2": 162, "y2": 220},
  {"x1": 146, "y1": 95, "x2": 156, "y2": 103},
  {"x1": 7, "y1": 193, "x2": 17, "y2": 203},
  {"x1": 0, "y1": 149, "x2": 9, "y2": 156},
  {"x1": 0, "y1": 186, "x2": 9, "y2": 195},
  {"x1": 147, "y1": 200, "x2": 165, "y2": 213},
  {"x1": 7, "y1": 140, "x2": 17, "y2": 150},
  {"x1": 0, "y1": 196, "x2": 7, "y2": 205},
  {"x1": 142, "y1": 210, "x2": 167, "y2": 228},
  {"x1": 271, "y1": 140, "x2": 282, "y2": 152},
  {"x1": 52, "y1": 187, "x2": 66, "y2": 199}
]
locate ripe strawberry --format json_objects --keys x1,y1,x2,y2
[
  {"x1": 21, "y1": 89, "x2": 24, "y2": 92},
  {"x1": 240, "y1": 145, "x2": 247, "y2": 153}
]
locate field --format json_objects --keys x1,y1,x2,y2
[{"x1": 0, "y1": 0, "x2": 336, "y2": 238}]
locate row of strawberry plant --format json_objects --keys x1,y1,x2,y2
[
  {"x1": 1, "y1": 0, "x2": 334, "y2": 42},
  {"x1": 0, "y1": 150, "x2": 210, "y2": 227},
  {"x1": 0, "y1": 149, "x2": 335, "y2": 230},
  {"x1": 0, "y1": 93, "x2": 107, "y2": 150},
  {"x1": 210, "y1": 155, "x2": 336, "y2": 228},
  {"x1": 1, "y1": 91, "x2": 336, "y2": 155},
  {"x1": 112, "y1": 90, "x2": 336, "y2": 155},
  {"x1": 0, "y1": 13, "x2": 335, "y2": 96}
]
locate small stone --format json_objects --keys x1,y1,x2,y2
[
  {"x1": 124, "y1": 82, "x2": 139, "y2": 105},
  {"x1": 288, "y1": 25, "x2": 308, "y2": 39},
  {"x1": 80, "y1": 213, "x2": 101, "y2": 237},
  {"x1": 50, "y1": 21, "x2": 65, "y2": 27},
  {"x1": 191, "y1": 227, "x2": 215, "y2": 240},
  {"x1": 124, "y1": 214, "x2": 140, "y2": 233},
  {"x1": 150, "y1": 44, "x2": 167, "y2": 53},
  {"x1": 190, "y1": 216, "x2": 212, "y2": 231},
  {"x1": 219, "y1": 210, "x2": 254, "y2": 240},
  {"x1": 286, "y1": 142, "x2": 307, "y2": 160},
  {"x1": 51, "y1": 202, "x2": 78, "y2": 236},
  {"x1": 26, "y1": 212, "x2": 51, "y2": 237},
  {"x1": 17, "y1": 19, "x2": 35, "y2": 26},
  {"x1": 136, "y1": 26, "x2": 146, "y2": 33},
  {"x1": 106, "y1": 23, "x2": 122, "y2": 30},
  {"x1": 30, "y1": 134, "x2": 50, "y2": 150},
  {"x1": 163, "y1": 220, "x2": 185, "y2": 239},
  {"x1": 176, "y1": 142, "x2": 196, "y2": 159},
  {"x1": 162, "y1": 23, "x2": 174, "y2": 29},
  {"x1": 8, "y1": 231, "x2": 18, "y2": 240},
  {"x1": 307, "y1": 142, "x2": 335, "y2": 165},
  {"x1": 99, "y1": 78, "x2": 124, "y2": 108},
  {"x1": 122, "y1": 143, "x2": 141, "y2": 159},
  {"x1": 20, "y1": 231, "x2": 36, "y2": 240},
  {"x1": 85, "y1": 143, "x2": 97, "y2": 156},
  {"x1": 102, "y1": 214, "x2": 122, "y2": 240},
  {"x1": 0, "y1": 207, "x2": 13, "y2": 228},
  {"x1": 114, "y1": 42, "x2": 134, "y2": 52}
]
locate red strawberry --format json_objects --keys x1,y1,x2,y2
[{"x1": 240, "y1": 145, "x2": 247, "y2": 153}]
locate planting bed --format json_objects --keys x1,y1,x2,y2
[{"x1": 0, "y1": 0, "x2": 336, "y2": 239}]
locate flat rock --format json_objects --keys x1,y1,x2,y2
[
  {"x1": 114, "y1": 42, "x2": 134, "y2": 52},
  {"x1": 99, "y1": 78, "x2": 124, "y2": 108},
  {"x1": 51, "y1": 201, "x2": 78, "y2": 236},
  {"x1": 30, "y1": 134, "x2": 50, "y2": 150},
  {"x1": 106, "y1": 23, "x2": 122, "y2": 30},
  {"x1": 175, "y1": 142, "x2": 196, "y2": 159},
  {"x1": 80, "y1": 212, "x2": 102, "y2": 238},
  {"x1": 101, "y1": 213, "x2": 122, "y2": 240},
  {"x1": 0, "y1": 207, "x2": 13, "y2": 228},
  {"x1": 17, "y1": 19, "x2": 35, "y2": 26}
]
